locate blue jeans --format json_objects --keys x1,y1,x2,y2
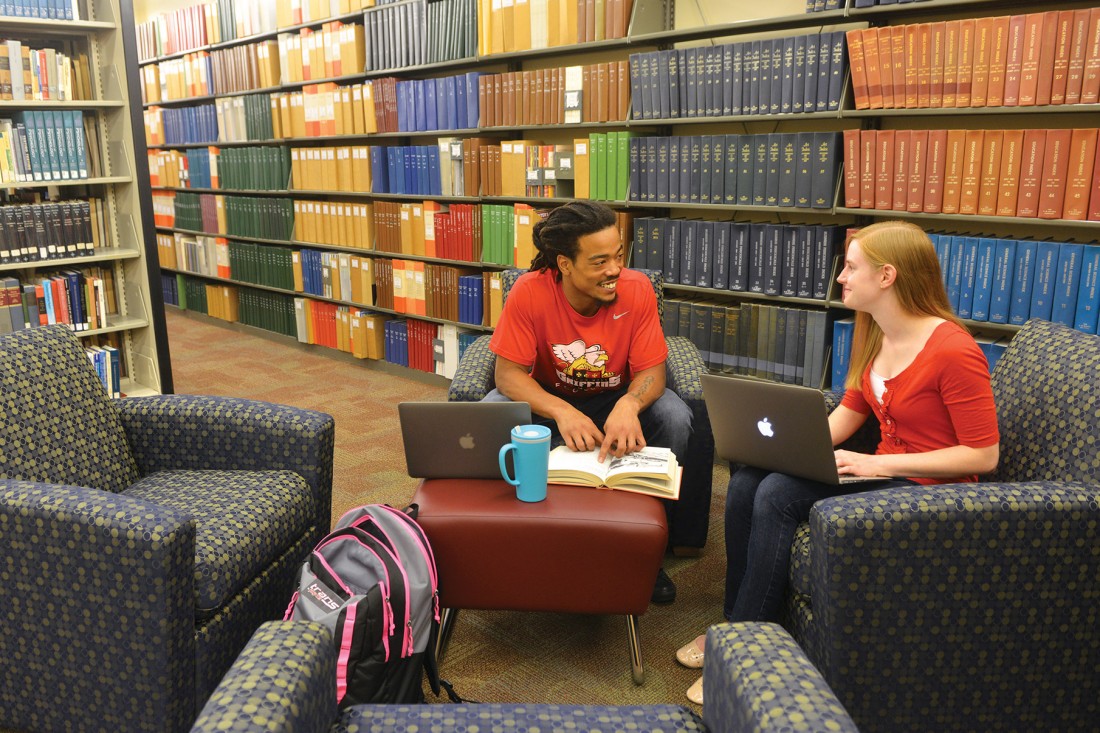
[
  {"x1": 724, "y1": 466, "x2": 913, "y2": 622},
  {"x1": 482, "y1": 386, "x2": 692, "y2": 466}
]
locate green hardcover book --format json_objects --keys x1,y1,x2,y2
[
  {"x1": 615, "y1": 131, "x2": 632, "y2": 201},
  {"x1": 40, "y1": 110, "x2": 63, "y2": 181},
  {"x1": 591, "y1": 132, "x2": 607, "y2": 201}
]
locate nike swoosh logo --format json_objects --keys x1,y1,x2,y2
[{"x1": 613, "y1": 312, "x2": 629, "y2": 320}]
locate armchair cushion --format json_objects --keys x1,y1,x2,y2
[
  {"x1": 0, "y1": 325, "x2": 139, "y2": 493},
  {"x1": 125, "y1": 470, "x2": 315, "y2": 616}
]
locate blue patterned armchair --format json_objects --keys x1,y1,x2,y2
[
  {"x1": 188, "y1": 620, "x2": 858, "y2": 733},
  {"x1": 448, "y1": 268, "x2": 713, "y2": 550},
  {"x1": 765, "y1": 318, "x2": 1100, "y2": 732},
  {"x1": 0, "y1": 325, "x2": 335, "y2": 733}
]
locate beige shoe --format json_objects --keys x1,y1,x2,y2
[
  {"x1": 686, "y1": 676, "x2": 704, "y2": 705},
  {"x1": 675, "y1": 638, "x2": 705, "y2": 668}
]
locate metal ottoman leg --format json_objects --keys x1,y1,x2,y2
[{"x1": 626, "y1": 614, "x2": 645, "y2": 685}]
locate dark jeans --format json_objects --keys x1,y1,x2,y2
[{"x1": 724, "y1": 466, "x2": 913, "y2": 622}]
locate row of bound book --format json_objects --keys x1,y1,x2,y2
[
  {"x1": 630, "y1": 220, "x2": 842, "y2": 301},
  {"x1": 842, "y1": 127, "x2": 1100, "y2": 221},
  {"x1": 665, "y1": 298, "x2": 832, "y2": 391},
  {"x1": 277, "y1": 22, "x2": 365, "y2": 85},
  {"x1": 628, "y1": 31, "x2": 847, "y2": 121},
  {"x1": 381, "y1": 318, "x2": 479, "y2": 378},
  {"x1": 170, "y1": 191, "x2": 296, "y2": 242},
  {"x1": 478, "y1": 0, "x2": 633, "y2": 58},
  {"x1": 0, "y1": 199, "x2": 109, "y2": 265},
  {"x1": 0, "y1": 268, "x2": 116, "y2": 336},
  {"x1": 135, "y1": 0, "x2": 277, "y2": 62},
  {"x1": 930, "y1": 234, "x2": 1100, "y2": 335},
  {"x1": 0, "y1": 0, "x2": 81, "y2": 22},
  {"x1": 478, "y1": 62, "x2": 630, "y2": 127},
  {"x1": 293, "y1": 198, "x2": 374, "y2": 250},
  {"x1": 144, "y1": 94, "x2": 274, "y2": 147},
  {"x1": 373, "y1": 258, "x2": 501, "y2": 326},
  {"x1": 364, "y1": 0, "x2": 476, "y2": 72},
  {"x1": 149, "y1": 146, "x2": 292, "y2": 191},
  {"x1": 0, "y1": 39, "x2": 91, "y2": 102},
  {"x1": 627, "y1": 132, "x2": 843, "y2": 210},
  {"x1": 0, "y1": 111, "x2": 96, "y2": 184},
  {"x1": 846, "y1": 9, "x2": 1100, "y2": 111}
]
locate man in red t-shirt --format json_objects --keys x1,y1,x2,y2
[{"x1": 485, "y1": 202, "x2": 692, "y2": 604}]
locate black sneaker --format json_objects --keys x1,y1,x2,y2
[{"x1": 651, "y1": 567, "x2": 676, "y2": 604}]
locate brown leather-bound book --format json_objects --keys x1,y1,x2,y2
[
  {"x1": 942, "y1": 20, "x2": 959, "y2": 108},
  {"x1": 977, "y1": 129, "x2": 1004, "y2": 215},
  {"x1": 616, "y1": 60, "x2": 629, "y2": 121},
  {"x1": 462, "y1": 139, "x2": 479, "y2": 196},
  {"x1": 478, "y1": 76, "x2": 490, "y2": 126},
  {"x1": 929, "y1": 21, "x2": 946, "y2": 108},
  {"x1": 892, "y1": 130, "x2": 911, "y2": 211},
  {"x1": 890, "y1": 26, "x2": 906, "y2": 110},
  {"x1": 874, "y1": 130, "x2": 895, "y2": 211},
  {"x1": 996, "y1": 129, "x2": 1025, "y2": 216},
  {"x1": 1064, "y1": 9, "x2": 1092, "y2": 105},
  {"x1": 1089, "y1": 144, "x2": 1100, "y2": 220},
  {"x1": 521, "y1": 70, "x2": 532, "y2": 125},
  {"x1": 987, "y1": 15, "x2": 1011, "y2": 106},
  {"x1": 971, "y1": 17, "x2": 993, "y2": 107},
  {"x1": 956, "y1": 19, "x2": 974, "y2": 107},
  {"x1": 1050, "y1": 10, "x2": 1076, "y2": 105},
  {"x1": 924, "y1": 129, "x2": 948, "y2": 213},
  {"x1": 1081, "y1": 8, "x2": 1100, "y2": 104},
  {"x1": 1062, "y1": 128, "x2": 1098, "y2": 220},
  {"x1": 1038, "y1": 128, "x2": 1073, "y2": 218},
  {"x1": 581, "y1": 64, "x2": 593, "y2": 122},
  {"x1": 843, "y1": 129, "x2": 861, "y2": 207},
  {"x1": 1003, "y1": 15, "x2": 1028, "y2": 106},
  {"x1": 907, "y1": 129, "x2": 929, "y2": 213},
  {"x1": 1016, "y1": 128, "x2": 1047, "y2": 217},
  {"x1": 958, "y1": 129, "x2": 985, "y2": 214},
  {"x1": 917, "y1": 23, "x2": 932, "y2": 107},
  {"x1": 493, "y1": 74, "x2": 504, "y2": 128},
  {"x1": 1035, "y1": 11, "x2": 1060, "y2": 106},
  {"x1": 583, "y1": 0, "x2": 596, "y2": 43},
  {"x1": 532, "y1": 69, "x2": 545, "y2": 125},
  {"x1": 847, "y1": 30, "x2": 870, "y2": 110},
  {"x1": 877, "y1": 27, "x2": 895, "y2": 108},
  {"x1": 862, "y1": 28, "x2": 884, "y2": 110},
  {"x1": 904, "y1": 25, "x2": 919, "y2": 108},
  {"x1": 596, "y1": 62, "x2": 610, "y2": 122},
  {"x1": 860, "y1": 130, "x2": 876, "y2": 208},
  {"x1": 1018, "y1": 12, "x2": 1047, "y2": 106},
  {"x1": 489, "y1": 144, "x2": 502, "y2": 197},
  {"x1": 941, "y1": 129, "x2": 968, "y2": 214}
]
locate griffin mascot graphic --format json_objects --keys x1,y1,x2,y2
[{"x1": 551, "y1": 338, "x2": 621, "y2": 389}]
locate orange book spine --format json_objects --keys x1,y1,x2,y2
[
  {"x1": 1065, "y1": 9, "x2": 1092, "y2": 104},
  {"x1": 942, "y1": 20, "x2": 959, "y2": 108},
  {"x1": 890, "y1": 27, "x2": 906, "y2": 110},
  {"x1": 986, "y1": 15, "x2": 1011, "y2": 106},
  {"x1": 1049, "y1": 10, "x2": 1076, "y2": 105},
  {"x1": 977, "y1": 129, "x2": 1004, "y2": 216},
  {"x1": 1035, "y1": 11, "x2": 1060, "y2": 106},
  {"x1": 929, "y1": 21, "x2": 946, "y2": 108},
  {"x1": 878, "y1": 27, "x2": 896, "y2": 108},
  {"x1": 955, "y1": 19, "x2": 975, "y2": 107},
  {"x1": 996, "y1": 129, "x2": 1025, "y2": 216},
  {"x1": 1088, "y1": 143, "x2": 1100, "y2": 220},
  {"x1": 874, "y1": 130, "x2": 895, "y2": 210},
  {"x1": 1062, "y1": 128, "x2": 1098, "y2": 220},
  {"x1": 1003, "y1": 14, "x2": 1028, "y2": 106},
  {"x1": 904, "y1": 25, "x2": 919, "y2": 108},
  {"x1": 847, "y1": 30, "x2": 870, "y2": 110},
  {"x1": 843, "y1": 128, "x2": 861, "y2": 207},
  {"x1": 907, "y1": 129, "x2": 929, "y2": 213},
  {"x1": 1015, "y1": 129, "x2": 1045, "y2": 217},
  {"x1": 924, "y1": 129, "x2": 948, "y2": 213},
  {"x1": 917, "y1": 23, "x2": 932, "y2": 107},
  {"x1": 941, "y1": 129, "x2": 968, "y2": 215},
  {"x1": 892, "y1": 130, "x2": 911, "y2": 211},
  {"x1": 1037, "y1": 128, "x2": 1073, "y2": 219},
  {"x1": 860, "y1": 129, "x2": 876, "y2": 209},
  {"x1": 958, "y1": 129, "x2": 985, "y2": 215},
  {"x1": 1081, "y1": 8, "x2": 1100, "y2": 104},
  {"x1": 971, "y1": 17, "x2": 993, "y2": 107},
  {"x1": 863, "y1": 28, "x2": 884, "y2": 110}
]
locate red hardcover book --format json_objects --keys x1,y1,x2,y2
[
  {"x1": 843, "y1": 128, "x2": 861, "y2": 207},
  {"x1": 917, "y1": 23, "x2": 932, "y2": 108},
  {"x1": 878, "y1": 27, "x2": 896, "y2": 108},
  {"x1": 958, "y1": 129, "x2": 985, "y2": 215},
  {"x1": 1089, "y1": 141, "x2": 1100, "y2": 220},
  {"x1": 996, "y1": 129, "x2": 1025, "y2": 216},
  {"x1": 1081, "y1": 8, "x2": 1100, "y2": 104},
  {"x1": 986, "y1": 16, "x2": 1011, "y2": 107},
  {"x1": 875, "y1": 129, "x2": 895, "y2": 210},
  {"x1": 1037, "y1": 128, "x2": 1073, "y2": 219},
  {"x1": 892, "y1": 130, "x2": 911, "y2": 211},
  {"x1": 924, "y1": 129, "x2": 948, "y2": 213},
  {"x1": 1062, "y1": 128, "x2": 1098, "y2": 220},
  {"x1": 1019, "y1": 12, "x2": 1047, "y2": 106},
  {"x1": 860, "y1": 129, "x2": 876, "y2": 209},
  {"x1": 1035, "y1": 12, "x2": 1060, "y2": 106},
  {"x1": 907, "y1": 129, "x2": 929, "y2": 213},
  {"x1": 941, "y1": 128, "x2": 967, "y2": 214},
  {"x1": 891, "y1": 26, "x2": 906, "y2": 111},
  {"x1": 977, "y1": 129, "x2": 1004, "y2": 215},
  {"x1": 971, "y1": 17, "x2": 993, "y2": 107},
  {"x1": 846, "y1": 30, "x2": 870, "y2": 110},
  {"x1": 904, "y1": 25, "x2": 920, "y2": 108},
  {"x1": 929, "y1": 21, "x2": 946, "y2": 108},
  {"x1": 1049, "y1": 11, "x2": 1075, "y2": 105},
  {"x1": 942, "y1": 19, "x2": 960, "y2": 108},
  {"x1": 1002, "y1": 15, "x2": 1028, "y2": 106},
  {"x1": 1016, "y1": 128, "x2": 1047, "y2": 217},
  {"x1": 1065, "y1": 9, "x2": 1092, "y2": 105},
  {"x1": 956, "y1": 19, "x2": 975, "y2": 107},
  {"x1": 863, "y1": 28, "x2": 884, "y2": 110}
]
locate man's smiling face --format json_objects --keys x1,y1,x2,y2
[{"x1": 557, "y1": 225, "x2": 624, "y2": 316}]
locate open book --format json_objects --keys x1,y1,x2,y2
[{"x1": 547, "y1": 445, "x2": 681, "y2": 499}]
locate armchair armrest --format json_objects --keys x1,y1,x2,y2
[
  {"x1": 190, "y1": 621, "x2": 336, "y2": 733},
  {"x1": 116, "y1": 395, "x2": 335, "y2": 534},
  {"x1": 0, "y1": 481, "x2": 196, "y2": 733},
  {"x1": 703, "y1": 622, "x2": 859, "y2": 733},
  {"x1": 664, "y1": 335, "x2": 706, "y2": 399},
  {"x1": 447, "y1": 336, "x2": 496, "y2": 401}
]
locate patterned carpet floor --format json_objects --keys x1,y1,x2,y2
[{"x1": 166, "y1": 309, "x2": 730, "y2": 708}]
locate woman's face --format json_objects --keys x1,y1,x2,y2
[{"x1": 837, "y1": 239, "x2": 883, "y2": 311}]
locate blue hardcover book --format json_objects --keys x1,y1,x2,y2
[
  {"x1": 794, "y1": 132, "x2": 813, "y2": 208},
  {"x1": 810, "y1": 131, "x2": 841, "y2": 209},
  {"x1": 796, "y1": 225, "x2": 815, "y2": 298},
  {"x1": 764, "y1": 133, "x2": 781, "y2": 206},
  {"x1": 423, "y1": 80, "x2": 437, "y2": 131},
  {"x1": 956, "y1": 237, "x2": 979, "y2": 319},
  {"x1": 803, "y1": 33, "x2": 820, "y2": 114},
  {"x1": 663, "y1": 219, "x2": 681, "y2": 284},
  {"x1": 453, "y1": 75, "x2": 468, "y2": 129},
  {"x1": 830, "y1": 317, "x2": 855, "y2": 390},
  {"x1": 947, "y1": 235, "x2": 965, "y2": 313},
  {"x1": 713, "y1": 221, "x2": 730, "y2": 289},
  {"x1": 629, "y1": 54, "x2": 644, "y2": 120},
  {"x1": 628, "y1": 137, "x2": 642, "y2": 201},
  {"x1": 769, "y1": 40, "x2": 784, "y2": 114},
  {"x1": 1009, "y1": 240, "x2": 1037, "y2": 324},
  {"x1": 988, "y1": 239, "x2": 1016, "y2": 324},
  {"x1": 667, "y1": 135, "x2": 681, "y2": 202},
  {"x1": 1029, "y1": 241, "x2": 1060, "y2": 322},
  {"x1": 722, "y1": 134, "x2": 738, "y2": 204},
  {"x1": 647, "y1": 219, "x2": 666, "y2": 277},
  {"x1": 816, "y1": 26, "x2": 831, "y2": 111},
  {"x1": 667, "y1": 50, "x2": 682, "y2": 119},
  {"x1": 1074, "y1": 246, "x2": 1100, "y2": 334},
  {"x1": 826, "y1": 30, "x2": 848, "y2": 112},
  {"x1": 777, "y1": 133, "x2": 797, "y2": 208},
  {"x1": 1051, "y1": 243, "x2": 1083, "y2": 327},
  {"x1": 751, "y1": 134, "x2": 768, "y2": 206},
  {"x1": 684, "y1": 46, "x2": 700, "y2": 117},
  {"x1": 736, "y1": 135, "x2": 754, "y2": 205},
  {"x1": 730, "y1": 42, "x2": 744, "y2": 116},
  {"x1": 428, "y1": 146, "x2": 441, "y2": 196},
  {"x1": 698, "y1": 136, "x2": 713, "y2": 204},
  {"x1": 721, "y1": 43, "x2": 734, "y2": 116},
  {"x1": 415, "y1": 82, "x2": 427, "y2": 132},
  {"x1": 780, "y1": 37, "x2": 796, "y2": 114},
  {"x1": 757, "y1": 39, "x2": 773, "y2": 116},
  {"x1": 746, "y1": 41, "x2": 761, "y2": 115},
  {"x1": 680, "y1": 220, "x2": 697, "y2": 286},
  {"x1": 748, "y1": 223, "x2": 768, "y2": 293},
  {"x1": 813, "y1": 226, "x2": 841, "y2": 299},
  {"x1": 792, "y1": 35, "x2": 807, "y2": 114},
  {"x1": 780, "y1": 227, "x2": 799, "y2": 297},
  {"x1": 678, "y1": 136, "x2": 692, "y2": 204},
  {"x1": 728, "y1": 222, "x2": 749, "y2": 291},
  {"x1": 654, "y1": 136, "x2": 670, "y2": 203},
  {"x1": 464, "y1": 72, "x2": 480, "y2": 128},
  {"x1": 697, "y1": 221, "x2": 714, "y2": 288},
  {"x1": 631, "y1": 217, "x2": 649, "y2": 269},
  {"x1": 710, "y1": 134, "x2": 725, "y2": 204},
  {"x1": 656, "y1": 49, "x2": 672, "y2": 120},
  {"x1": 969, "y1": 237, "x2": 995, "y2": 321}
]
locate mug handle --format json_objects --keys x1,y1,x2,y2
[{"x1": 498, "y1": 444, "x2": 519, "y2": 486}]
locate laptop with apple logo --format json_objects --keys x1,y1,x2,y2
[
  {"x1": 701, "y1": 374, "x2": 891, "y2": 485},
  {"x1": 398, "y1": 401, "x2": 532, "y2": 479}
]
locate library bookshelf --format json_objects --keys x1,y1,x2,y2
[
  {"x1": 1, "y1": 0, "x2": 172, "y2": 396},
  {"x1": 136, "y1": 0, "x2": 1100, "y2": 387}
]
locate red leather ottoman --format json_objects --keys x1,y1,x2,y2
[{"x1": 411, "y1": 478, "x2": 668, "y2": 684}]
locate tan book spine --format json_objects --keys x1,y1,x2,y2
[
  {"x1": 1061, "y1": 127, "x2": 1097, "y2": 220},
  {"x1": 956, "y1": 19, "x2": 975, "y2": 107},
  {"x1": 958, "y1": 128, "x2": 985, "y2": 215},
  {"x1": 874, "y1": 129, "x2": 895, "y2": 211},
  {"x1": 929, "y1": 21, "x2": 946, "y2": 108},
  {"x1": 907, "y1": 129, "x2": 929, "y2": 213},
  {"x1": 1050, "y1": 10, "x2": 1076, "y2": 105},
  {"x1": 1037, "y1": 127, "x2": 1073, "y2": 218},
  {"x1": 1016, "y1": 128, "x2": 1047, "y2": 217},
  {"x1": 843, "y1": 128, "x2": 861, "y2": 207},
  {"x1": 971, "y1": 17, "x2": 993, "y2": 107},
  {"x1": 917, "y1": 22, "x2": 932, "y2": 107},
  {"x1": 878, "y1": 27, "x2": 895, "y2": 108},
  {"x1": 987, "y1": 15, "x2": 1011, "y2": 106},
  {"x1": 1081, "y1": 8, "x2": 1100, "y2": 104},
  {"x1": 1019, "y1": 12, "x2": 1047, "y2": 106},
  {"x1": 996, "y1": 129, "x2": 1025, "y2": 216},
  {"x1": 941, "y1": 128, "x2": 967, "y2": 215},
  {"x1": 892, "y1": 130, "x2": 910, "y2": 211},
  {"x1": 863, "y1": 27, "x2": 883, "y2": 110},
  {"x1": 859, "y1": 129, "x2": 875, "y2": 209},
  {"x1": 942, "y1": 20, "x2": 959, "y2": 108},
  {"x1": 846, "y1": 30, "x2": 869, "y2": 110},
  {"x1": 1003, "y1": 14, "x2": 1028, "y2": 106},
  {"x1": 977, "y1": 129, "x2": 1004, "y2": 215},
  {"x1": 904, "y1": 25, "x2": 919, "y2": 108},
  {"x1": 1065, "y1": 9, "x2": 1092, "y2": 104}
]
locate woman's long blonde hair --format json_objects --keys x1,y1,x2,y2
[{"x1": 845, "y1": 221, "x2": 964, "y2": 389}]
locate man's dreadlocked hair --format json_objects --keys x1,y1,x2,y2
[{"x1": 529, "y1": 201, "x2": 618, "y2": 279}]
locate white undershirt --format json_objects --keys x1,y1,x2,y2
[{"x1": 869, "y1": 368, "x2": 886, "y2": 404}]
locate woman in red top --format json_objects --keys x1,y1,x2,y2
[{"x1": 678, "y1": 220, "x2": 1000, "y2": 704}]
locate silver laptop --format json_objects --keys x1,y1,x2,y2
[
  {"x1": 398, "y1": 401, "x2": 532, "y2": 479},
  {"x1": 701, "y1": 374, "x2": 891, "y2": 485}
]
